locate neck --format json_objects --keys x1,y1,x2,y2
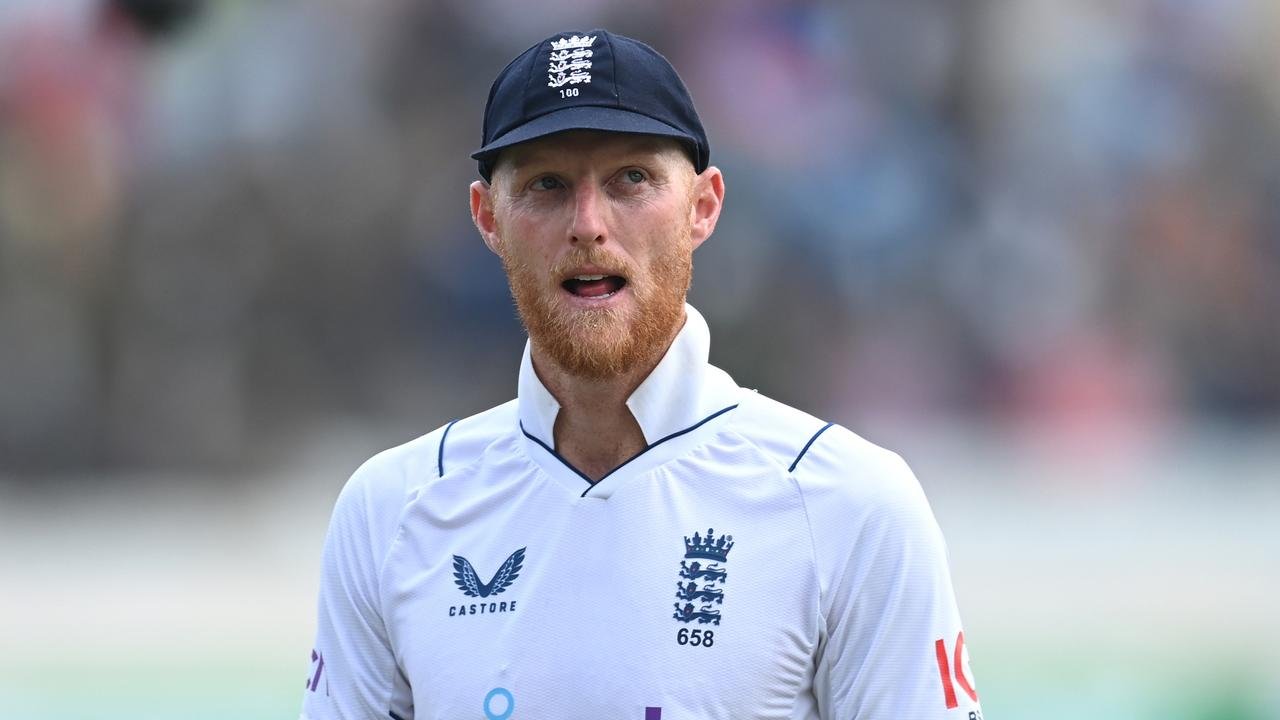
[{"x1": 531, "y1": 319, "x2": 683, "y2": 482}]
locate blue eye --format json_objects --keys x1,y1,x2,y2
[
  {"x1": 535, "y1": 176, "x2": 562, "y2": 191},
  {"x1": 625, "y1": 169, "x2": 645, "y2": 183}
]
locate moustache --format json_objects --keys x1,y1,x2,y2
[{"x1": 549, "y1": 247, "x2": 637, "y2": 279}]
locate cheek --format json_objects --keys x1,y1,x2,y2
[
  {"x1": 497, "y1": 213, "x2": 559, "y2": 266},
  {"x1": 636, "y1": 206, "x2": 693, "y2": 262}
]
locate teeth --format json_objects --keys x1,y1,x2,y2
[{"x1": 574, "y1": 274, "x2": 606, "y2": 281}]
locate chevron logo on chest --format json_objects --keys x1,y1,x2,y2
[{"x1": 448, "y1": 547, "x2": 526, "y2": 617}]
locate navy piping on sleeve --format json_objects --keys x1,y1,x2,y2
[
  {"x1": 519, "y1": 403, "x2": 740, "y2": 496},
  {"x1": 788, "y1": 421, "x2": 835, "y2": 473},
  {"x1": 437, "y1": 419, "x2": 459, "y2": 477},
  {"x1": 389, "y1": 711, "x2": 408, "y2": 720}
]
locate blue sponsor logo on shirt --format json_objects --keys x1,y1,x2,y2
[{"x1": 449, "y1": 547, "x2": 525, "y2": 617}]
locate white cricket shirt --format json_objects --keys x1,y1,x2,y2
[{"x1": 301, "y1": 305, "x2": 983, "y2": 720}]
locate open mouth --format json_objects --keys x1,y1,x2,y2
[{"x1": 561, "y1": 274, "x2": 627, "y2": 299}]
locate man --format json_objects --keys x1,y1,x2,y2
[{"x1": 301, "y1": 29, "x2": 982, "y2": 720}]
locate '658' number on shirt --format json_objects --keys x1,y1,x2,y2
[{"x1": 676, "y1": 628, "x2": 714, "y2": 647}]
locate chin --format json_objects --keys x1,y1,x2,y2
[{"x1": 541, "y1": 307, "x2": 642, "y2": 379}]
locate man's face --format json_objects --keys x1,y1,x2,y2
[{"x1": 471, "y1": 131, "x2": 723, "y2": 379}]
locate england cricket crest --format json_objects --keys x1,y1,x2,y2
[
  {"x1": 547, "y1": 34, "x2": 596, "y2": 89},
  {"x1": 673, "y1": 528, "x2": 733, "y2": 625}
]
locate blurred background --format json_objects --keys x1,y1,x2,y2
[{"x1": 1, "y1": 0, "x2": 1277, "y2": 718}]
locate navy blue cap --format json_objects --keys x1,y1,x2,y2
[{"x1": 472, "y1": 29, "x2": 709, "y2": 182}]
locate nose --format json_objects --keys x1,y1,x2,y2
[{"x1": 568, "y1": 183, "x2": 607, "y2": 245}]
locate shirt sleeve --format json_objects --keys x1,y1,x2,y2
[
  {"x1": 301, "y1": 456, "x2": 415, "y2": 720},
  {"x1": 795, "y1": 427, "x2": 984, "y2": 719}
]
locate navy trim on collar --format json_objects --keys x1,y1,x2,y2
[
  {"x1": 519, "y1": 403, "x2": 740, "y2": 496},
  {"x1": 519, "y1": 421, "x2": 596, "y2": 486}
]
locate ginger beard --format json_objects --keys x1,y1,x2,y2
[{"x1": 498, "y1": 234, "x2": 693, "y2": 380}]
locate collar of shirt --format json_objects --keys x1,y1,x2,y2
[{"x1": 516, "y1": 303, "x2": 740, "y2": 450}]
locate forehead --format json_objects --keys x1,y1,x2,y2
[{"x1": 498, "y1": 130, "x2": 688, "y2": 172}]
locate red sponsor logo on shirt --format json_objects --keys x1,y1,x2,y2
[{"x1": 935, "y1": 631, "x2": 978, "y2": 709}]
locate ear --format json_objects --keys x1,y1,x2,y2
[
  {"x1": 688, "y1": 166, "x2": 725, "y2": 250},
  {"x1": 470, "y1": 180, "x2": 502, "y2": 256}
]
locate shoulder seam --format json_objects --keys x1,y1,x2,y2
[
  {"x1": 788, "y1": 421, "x2": 835, "y2": 473},
  {"x1": 377, "y1": 496, "x2": 412, "y2": 690},
  {"x1": 789, "y1": 467, "x2": 828, "y2": 628}
]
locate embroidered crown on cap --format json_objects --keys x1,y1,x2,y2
[
  {"x1": 550, "y1": 34, "x2": 596, "y2": 51},
  {"x1": 684, "y1": 528, "x2": 734, "y2": 562}
]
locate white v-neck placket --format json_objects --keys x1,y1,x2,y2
[{"x1": 514, "y1": 305, "x2": 742, "y2": 499}]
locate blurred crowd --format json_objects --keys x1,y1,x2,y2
[{"x1": 1, "y1": 0, "x2": 1277, "y2": 473}]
